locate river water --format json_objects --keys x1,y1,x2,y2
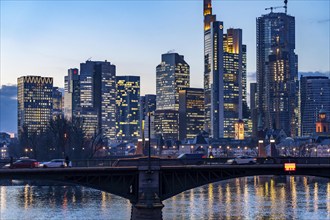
[{"x1": 0, "y1": 176, "x2": 329, "y2": 220}]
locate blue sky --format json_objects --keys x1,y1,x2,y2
[{"x1": 1, "y1": 0, "x2": 329, "y2": 96}]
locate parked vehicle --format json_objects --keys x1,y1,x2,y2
[
  {"x1": 42, "y1": 159, "x2": 71, "y2": 168},
  {"x1": 10, "y1": 159, "x2": 39, "y2": 168},
  {"x1": 226, "y1": 156, "x2": 256, "y2": 165},
  {"x1": 177, "y1": 153, "x2": 206, "y2": 165}
]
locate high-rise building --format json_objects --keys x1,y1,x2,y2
[
  {"x1": 256, "y1": 10, "x2": 298, "y2": 137},
  {"x1": 204, "y1": 0, "x2": 223, "y2": 139},
  {"x1": 203, "y1": 0, "x2": 246, "y2": 139},
  {"x1": 140, "y1": 94, "x2": 156, "y2": 139},
  {"x1": 300, "y1": 76, "x2": 330, "y2": 136},
  {"x1": 250, "y1": 82, "x2": 258, "y2": 138},
  {"x1": 64, "y1": 68, "x2": 80, "y2": 121},
  {"x1": 154, "y1": 110, "x2": 179, "y2": 141},
  {"x1": 116, "y1": 76, "x2": 140, "y2": 141},
  {"x1": 52, "y1": 87, "x2": 63, "y2": 118},
  {"x1": 80, "y1": 60, "x2": 116, "y2": 140},
  {"x1": 156, "y1": 53, "x2": 190, "y2": 111},
  {"x1": 17, "y1": 76, "x2": 53, "y2": 138},
  {"x1": 222, "y1": 28, "x2": 247, "y2": 138},
  {"x1": 179, "y1": 88, "x2": 205, "y2": 140}
]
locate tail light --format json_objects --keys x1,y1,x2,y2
[{"x1": 34, "y1": 162, "x2": 39, "y2": 167}]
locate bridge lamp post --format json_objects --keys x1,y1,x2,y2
[{"x1": 191, "y1": 145, "x2": 194, "y2": 153}]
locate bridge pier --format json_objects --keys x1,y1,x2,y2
[{"x1": 131, "y1": 165, "x2": 164, "y2": 220}]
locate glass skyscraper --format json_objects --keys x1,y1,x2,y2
[
  {"x1": 116, "y1": 75, "x2": 140, "y2": 141},
  {"x1": 300, "y1": 76, "x2": 330, "y2": 136},
  {"x1": 156, "y1": 53, "x2": 190, "y2": 111},
  {"x1": 64, "y1": 68, "x2": 80, "y2": 121},
  {"x1": 140, "y1": 94, "x2": 156, "y2": 139},
  {"x1": 179, "y1": 88, "x2": 205, "y2": 140},
  {"x1": 204, "y1": 0, "x2": 223, "y2": 139},
  {"x1": 256, "y1": 11, "x2": 298, "y2": 137},
  {"x1": 17, "y1": 76, "x2": 53, "y2": 138},
  {"x1": 203, "y1": 0, "x2": 246, "y2": 139},
  {"x1": 80, "y1": 60, "x2": 116, "y2": 140}
]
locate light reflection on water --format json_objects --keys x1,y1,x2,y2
[{"x1": 0, "y1": 176, "x2": 329, "y2": 220}]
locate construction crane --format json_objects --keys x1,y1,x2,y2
[
  {"x1": 265, "y1": 0, "x2": 288, "y2": 14},
  {"x1": 265, "y1": 6, "x2": 284, "y2": 13}
]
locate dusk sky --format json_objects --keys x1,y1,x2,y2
[{"x1": 1, "y1": 0, "x2": 329, "y2": 95}]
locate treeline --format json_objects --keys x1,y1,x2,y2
[{"x1": 8, "y1": 117, "x2": 107, "y2": 161}]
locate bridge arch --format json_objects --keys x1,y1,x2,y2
[{"x1": 158, "y1": 165, "x2": 330, "y2": 200}]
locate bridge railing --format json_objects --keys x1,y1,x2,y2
[{"x1": 72, "y1": 159, "x2": 118, "y2": 167}]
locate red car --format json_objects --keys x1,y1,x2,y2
[{"x1": 11, "y1": 159, "x2": 39, "y2": 168}]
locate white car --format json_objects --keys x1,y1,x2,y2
[
  {"x1": 42, "y1": 159, "x2": 70, "y2": 168},
  {"x1": 226, "y1": 156, "x2": 256, "y2": 165}
]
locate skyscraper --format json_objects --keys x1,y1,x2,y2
[
  {"x1": 203, "y1": 0, "x2": 246, "y2": 139},
  {"x1": 222, "y1": 28, "x2": 247, "y2": 138},
  {"x1": 154, "y1": 110, "x2": 179, "y2": 141},
  {"x1": 256, "y1": 10, "x2": 298, "y2": 137},
  {"x1": 204, "y1": 0, "x2": 223, "y2": 139},
  {"x1": 156, "y1": 53, "x2": 190, "y2": 111},
  {"x1": 17, "y1": 76, "x2": 53, "y2": 138},
  {"x1": 140, "y1": 94, "x2": 156, "y2": 139},
  {"x1": 179, "y1": 88, "x2": 205, "y2": 140},
  {"x1": 64, "y1": 68, "x2": 80, "y2": 121},
  {"x1": 116, "y1": 76, "x2": 140, "y2": 141},
  {"x1": 80, "y1": 60, "x2": 116, "y2": 140},
  {"x1": 300, "y1": 76, "x2": 330, "y2": 136},
  {"x1": 250, "y1": 82, "x2": 258, "y2": 138},
  {"x1": 52, "y1": 87, "x2": 63, "y2": 118}
]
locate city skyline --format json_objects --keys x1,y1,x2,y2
[{"x1": 1, "y1": 0, "x2": 329, "y2": 95}]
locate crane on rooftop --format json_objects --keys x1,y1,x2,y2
[{"x1": 265, "y1": 0, "x2": 288, "y2": 14}]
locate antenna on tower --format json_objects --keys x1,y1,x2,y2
[{"x1": 284, "y1": 0, "x2": 288, "y2": 14}]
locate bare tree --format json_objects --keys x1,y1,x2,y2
[{"x1": 88, "y1": 129, "x2": 107, "y2": 159}]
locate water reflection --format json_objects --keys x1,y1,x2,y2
[{"x1": 0, "y1": 176, "x2": 329, "y2": 220}]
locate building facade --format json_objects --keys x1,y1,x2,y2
[
  {"x1": 300, "y1": 76, "x2": 330, "y2": 136},
  {"x1": 17, "y1": 76, "x2": 53, "y2": 138},
  {"x1": 154, "y1": 110, "x2": 179, "y2": 141},
  {"x1": 156, "y1": 53, "x2": 190, "y2": 111},
  {"x1": 140, "y1": 94, "x2": 156, "y2": 139},
  {"x1": 52, "y1": 87, "x2": 63, "y2": 118},
  {"x1": 179, "y1": 88, "x2": 205, "y2": 141},
  {"x1": 64, "y1": 68, "x2": 80, "y2": 121},
  {"x1": 80, "y1": 60, "x2": 116, "y2": 140},
  {"x1": 203, "y1": 0, "x2": 247, "y2": 139},
  {"x1": 256, "y1": 11, "x2": 298, "y2": 137},
  {"x1": 204, "y1": 0, "x2": 223, "y2": 139},
  {"x1": 116, "y1": 76, "x2": 140, "y2": 141}
]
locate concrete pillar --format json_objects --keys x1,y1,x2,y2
[{"x1": 131, "y1": 165, "x2": 164, "y2": 220}]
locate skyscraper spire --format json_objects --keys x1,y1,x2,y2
[{"x1": 204, "y1": 0, "x2": 216, "y2": 31}]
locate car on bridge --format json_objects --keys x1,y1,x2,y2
[
  {"x1": 41, "y1": 159, "x2": 71, "y2": 168},
  {"x1": 4, "y1": 159, "x2": 39, "y2": 168},
  {"x1": 226, "y1": 156, "x2": 256, "y2": 165}
]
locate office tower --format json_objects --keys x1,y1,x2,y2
[
  {"x1": 116, "y1": 76, "x2": 140, "y2": 141},
  {"x1": 203, "y1": 0, "x2": 246, "y2": 139},
  {"x1": 64, "y1": 68, "x2": 80, "y2": 121},
  {"x1": 156, "y1": 53, "x2": 190, "y2": 111},
  {"x1": 250, "y1": 82, "x2": 258, "y2": 137},
  {"x1": 179, "y1": 88, "x2": 205, "y2": 140},
  {"x1": 256, "y1": 10, "x2": 298, "y2": 137},
  {"x1": 140, "y1": 94, "x2": 156, "y2": 138},
  {"x1": 300, "y1": 76, "x2": 330, "y2": 136},
  {"x1": 80, "y1": 60, "x2": 116, "y2": 140},
  {"x1": 154, "y1": 110, "x2": 179, "y2": 141},
  {"x1": 52, "y1": 87, "x2": 63, "y2": 118},
  {"x1": 204, "y1": 0, "x2": 223, "y2": 139},
  {"x1": 17, "y1": 76, "x2": 53, "y2": 138},
  {"x1": 222, "y1": 28, "x2": 247, "y2": 138}
]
